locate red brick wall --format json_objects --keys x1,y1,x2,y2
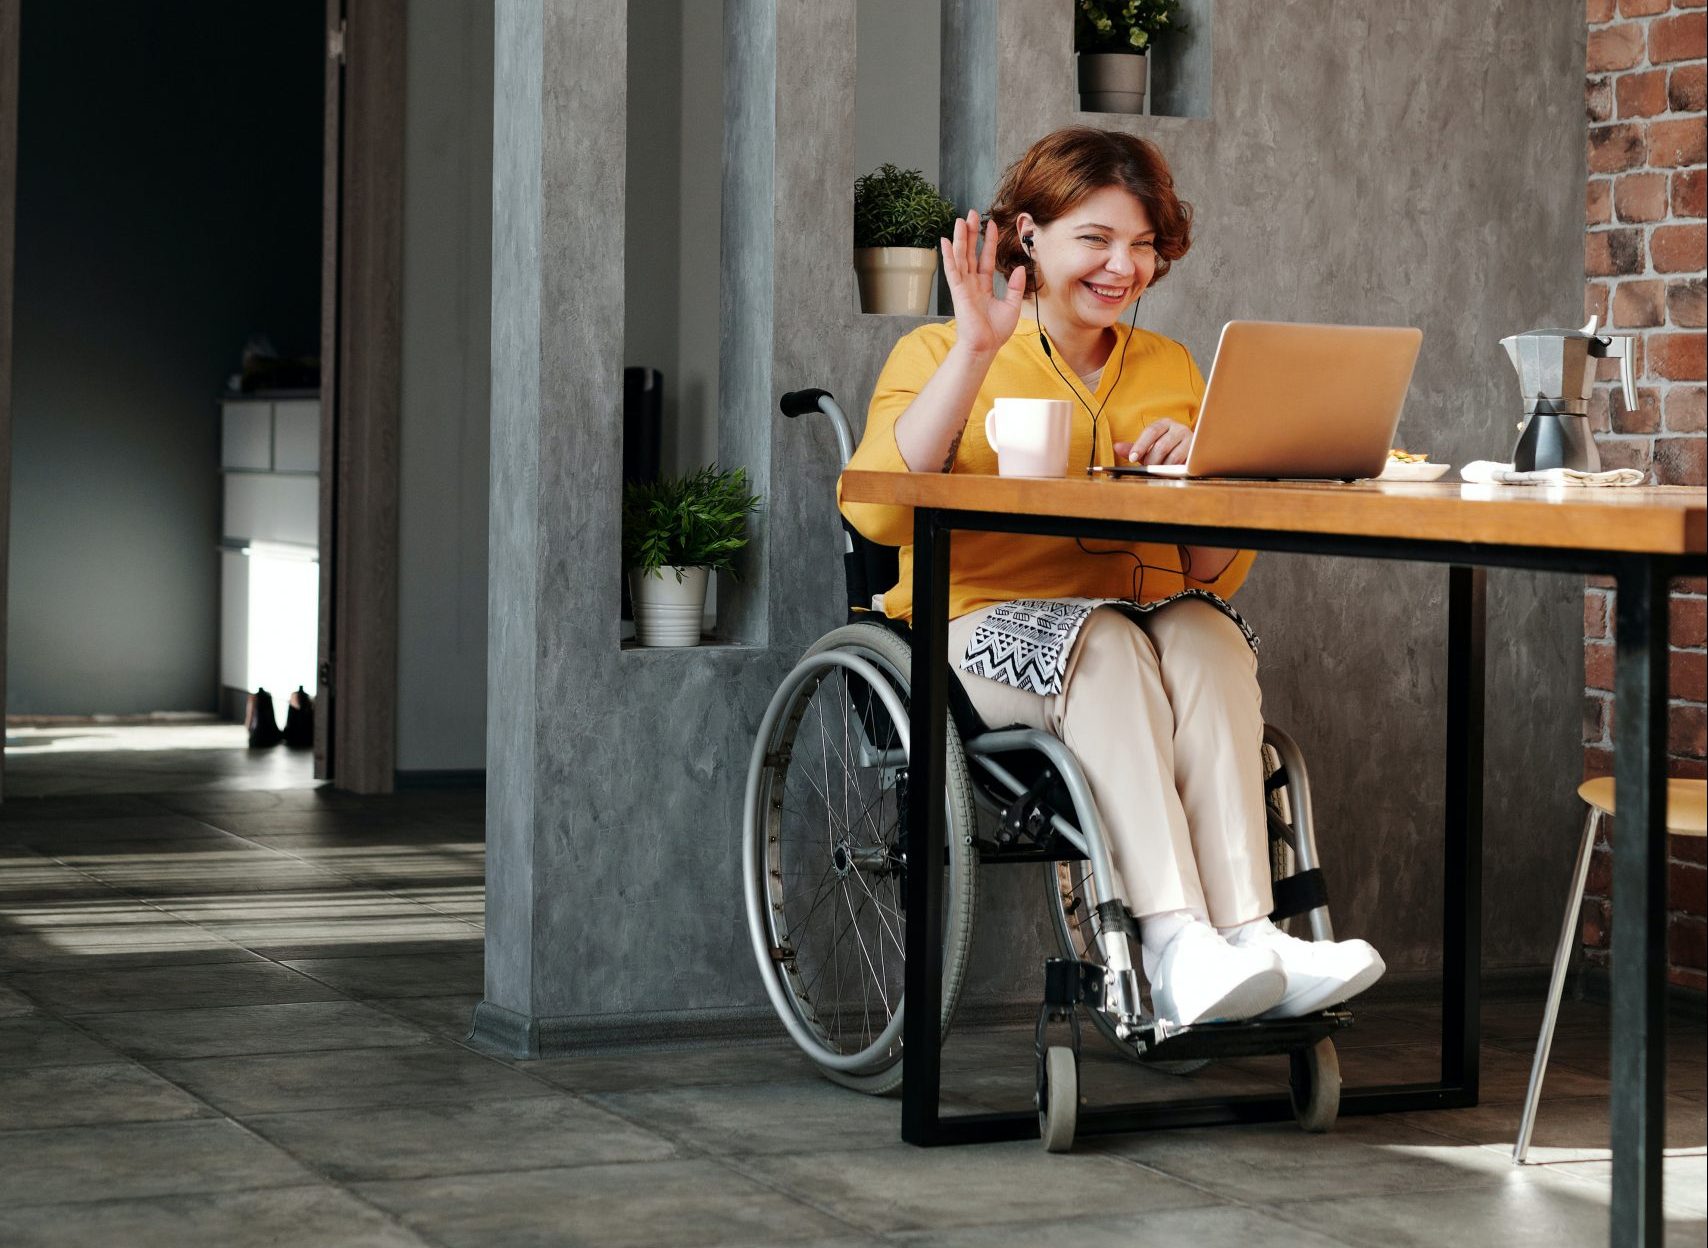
[{"x1": 1581, "y1": 0, "x2": 1706, "y2": 992}]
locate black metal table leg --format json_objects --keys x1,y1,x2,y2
[
  {"x1": 902, "y1": 508, "x2": 952, "y2": 1145},
  {"x1": 1442, "y1": 566, "x2": 1485, "y2": 1099},
  {"x1": 1610, "y1": 558, "x2": 1669, "y2": 1247},
  {"x1": 888, "y1": 508, "x2": 1661, "y2": 1172}
]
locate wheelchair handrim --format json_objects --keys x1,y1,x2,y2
[{"x1": 743, "y1": 648, "x2": 913, "y2": 1074}]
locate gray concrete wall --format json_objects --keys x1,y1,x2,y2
[
  {"x1": 626, "y1": 0, "x2": 725, "y2": 480},
  {"x1": 623, "y1": 0, "x2": 686, "y2": 450},
  {"x1": 630, "y1": 0, "x2": 937, "y2": 476},
  {"x1": 675, "y1": 0, "x2": 724, "y2": 477},
  {"x1": 855, "y1": 0, "x2": 941, "y2": 189},
  {"x1": 7, "y1": 1, "x2": 323, "y2": 715},
  {"x1": 1150, "y1": 0, "x2": 1213, "y2": 118},
  {"x1": 856, "y1": 0, "x2": 943, "y2": 317},
  {"x1": 480, "y1": 0, "x2": 1589, "y2": 1053},
  {"x1": 623, "y1": 0, "x2": 725, "y2": 625},
  {"x1": 396, "y1": 0, "x2": 495, "y2": 773}
]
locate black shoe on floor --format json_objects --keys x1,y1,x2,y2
[
  {"x1": 282, "y1": 686, "x2": 314, "y2": 749},
  {"x1": 246, "y1": 688, "x2": 282, "y2": 749}
]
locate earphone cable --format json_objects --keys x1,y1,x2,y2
[
  {"x1": 1023, "y1": 268, "x2": 1176, "y2": 605},
  {"x1": 1028, "y1": 283, "x2": 1139, "y2": 473}
]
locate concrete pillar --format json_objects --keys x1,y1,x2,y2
[
  {"x1": 939, "y1": 0, "x2": 997, "y2": 239},
  {"x1": 478, "y1": 0, "x2": 1050, "y2": 1056},
  {"x1": 481, "y1": 0, "x2": 631, "y2": 1050}
]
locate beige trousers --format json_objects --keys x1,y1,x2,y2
[{"x1": 948, "y1": 599, "x2": 1272, "y2": 926}]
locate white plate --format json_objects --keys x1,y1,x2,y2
[{"x1": 1379, "y1": 460, "x2": 1451, "y2": 482}]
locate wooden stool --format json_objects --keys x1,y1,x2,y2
[{"x1": 1514, "y1": 776, "x2": 1708, "y2": 1163}]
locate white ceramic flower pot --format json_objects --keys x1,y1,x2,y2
[
  {"x1": 1077, "y1": 52, "x2": 1148, "y2": 114},
  {"x1": 854, "y1": 247, "x2": 940, "y2": 315},
  {"x1": 629, "y1": 565, "x2": 709, "y2": 647}
]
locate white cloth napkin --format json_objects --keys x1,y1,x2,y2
[{"x1": 1459, "y1": 460, "x2": 1646, "y2": 487}]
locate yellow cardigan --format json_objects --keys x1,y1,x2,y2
[{"x1": 836, "y1": 319, "x2": 1255, "y2": 623}]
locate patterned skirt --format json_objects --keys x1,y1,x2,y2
[{"x1": 957, "y1": 590, "x2": 1259, "y2": 698}]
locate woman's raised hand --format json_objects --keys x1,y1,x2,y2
[{"x1": 940, "y1": 211, "x2": 1027, "y2": 359}]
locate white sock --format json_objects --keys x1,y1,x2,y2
[
  {"x1": 1219, "y1": 916, "x2": 1277, "y2": 944},
  {"x1": 1139, "y1": 907, "x2": 1208, "y2": 980}
]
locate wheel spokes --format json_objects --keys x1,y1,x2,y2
[{"x1": 769, "y1": 667, "x2": 909, "y2": 1057}]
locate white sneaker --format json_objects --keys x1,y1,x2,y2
[
  {"x1": 1228, "y1": 920, "x2": 1386, "y2": 1018},
  {"x1": 1148, "y1": 920, "x2": 1287, "y2": 1027}
]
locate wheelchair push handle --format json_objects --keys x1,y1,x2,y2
[
  {"x1": 779, "y1": 388, "x2": 833, "y2": 419},
  {"x1": 779, "y1": 387, "x2": 855, "y2": 470}
]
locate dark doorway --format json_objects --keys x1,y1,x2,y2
[{"x1": 4, "y1": 2, "x2": 324, "y2": 796}]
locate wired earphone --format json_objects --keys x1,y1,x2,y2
[
  {"x1": 1021, "y1": 230, "x2": 1139, "y2": 474},
  {"x1": 1019, "y1": 230, "x2": 1193, "y2": 599}
]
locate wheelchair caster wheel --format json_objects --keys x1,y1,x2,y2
[
  {"x1": 1289, "y1": 1037, "x2": 1341, "y2": 1133},
  {"x1": 1038, "y1": 1045, "x2": 1079, "y2": 1153}
]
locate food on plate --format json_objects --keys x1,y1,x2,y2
[{"x1": 1380, "y1": 450, "x2": 1450, "y2": 482}]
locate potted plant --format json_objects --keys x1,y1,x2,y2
[
  {"x1": 1075, "y1": 0, "x2": 1183, "y2": 114},
  {"x1": 622, "y1": 465, "x2": 762, "y2": 647},
  {"x1": 853, "y1": 163, "x2": 957, "y2": 316}
]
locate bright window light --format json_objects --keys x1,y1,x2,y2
[{"x1": 245, "y1": 541, "x2": 319, "y2": 700}]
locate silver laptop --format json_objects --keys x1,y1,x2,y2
[{"x1": 1096, "y1": 320, "x2": 1423, "y2": 481}]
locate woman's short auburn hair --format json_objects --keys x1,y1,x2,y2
[{"x1": 987, "y1": 127, "x2": 1192, "y2": 295}]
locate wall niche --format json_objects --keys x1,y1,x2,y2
[
  {"x1": 621, "y1": 0, "x2": 730, "y2": 647},
  {"x1": 1074, "y1": 0, "x2": 1212, "y2": 120},
  {"x1": 853, "y1": 0, "x2": 949, "y2": 318}
]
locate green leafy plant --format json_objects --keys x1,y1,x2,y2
[
  {"x1": 623, "y1": 465, "x2": 763, "y2": 581},
  {"x1": 1074, "y1": 0, "x2": 1183, "y2": 53},
  {"x1": 853, "y1": 163, "x2": 957, "y2": 250}
]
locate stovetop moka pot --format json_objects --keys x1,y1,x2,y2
[{"x1": 1499, "y1": 316, "x2": 1636, "y2": 473}]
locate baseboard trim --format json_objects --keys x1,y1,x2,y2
[
  {"x1": 1574, "y1": 965, "x2": 1705, "y2": 1023},
  {"x1": 467, "y1": 1000, "x2": 785, "y2": 1059},
  {"x1": 464, "y1": 969, "x2": 1617, "y2": 1062},
  {"x1": 465, "y1": 999, "x2": 1049, "y2": 1060},
  {"x1": 219, "y1": 686, "x2": 248, "y2": 724},
  {"x1": 394, "y1": 769, "x2": 486, "y2": 790},
  {"x1": 466, "y1": 1000, "x2": 538, "y2": 1057}
]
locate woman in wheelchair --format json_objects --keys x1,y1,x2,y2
[{"x1": 836, "y1": 127, "x2": 1385, "y2": 1031}]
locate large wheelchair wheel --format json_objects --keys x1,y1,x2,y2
[{"x1": 744, "y1": 622, "x2": 978, "y2": 1095}]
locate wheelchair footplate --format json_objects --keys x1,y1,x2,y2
[
  {"x1": 1129, "y1": 1008, "x2": 1353, "y2": 1064},
  {"x1": 1032, "y1": 957, "x2": 1355, "y2": 1151}
]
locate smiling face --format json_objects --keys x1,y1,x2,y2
[{"x1": 1017, "y1": 185, "x2": 1157, "y2": 335}]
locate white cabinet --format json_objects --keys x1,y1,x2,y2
[
  {"x1": 219, "y1": 397, "x2": 321, "y2": 475},
  {"x1": 221, "y1": 402, "x2": 272, "y2": 470},
  {"x1": 223, "y1": 475, "x2": 319, "y2": 548},
  {"x1": 273, "y1": 400, "x2": 320, "y2": 472}
]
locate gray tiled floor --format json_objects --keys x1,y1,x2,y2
[{"x1": 0, "y1": 747, "x2": 1703, "y2": 1246}]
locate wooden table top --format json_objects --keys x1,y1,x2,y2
[{"x1": 837, "y1": 471, "x2": 1706, "y2": 557}]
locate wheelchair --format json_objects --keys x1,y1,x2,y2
[{"x1": 742, "y1": 388, "x2": 1353, "y2": 1152}]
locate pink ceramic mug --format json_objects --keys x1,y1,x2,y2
[{"x1": 983, "y1": 398, "x2": 1072, "y2": 477}]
